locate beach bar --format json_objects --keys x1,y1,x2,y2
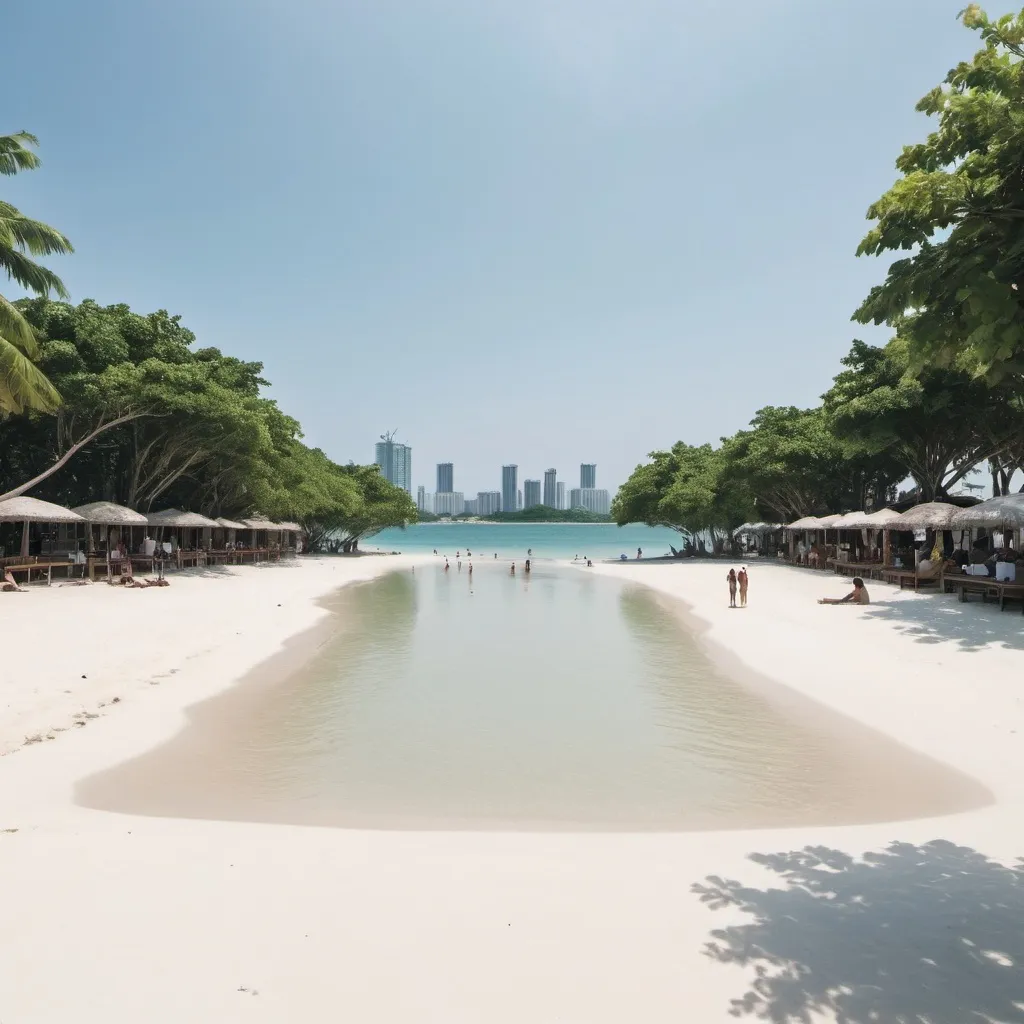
[
  {"x1": 72, "y1": 501, "x2": 151, "y2": 580},
  {"x1": 0, "y1": 496, "x2": 86, "y2": 584}
]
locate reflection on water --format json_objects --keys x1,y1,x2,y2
[{"x1": 77, "y1": 566, "x2": 988, "y2": 831}]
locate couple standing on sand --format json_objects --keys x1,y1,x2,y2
[{"x1": 726, "y1": 567, "x2": 749, "y2": 608}]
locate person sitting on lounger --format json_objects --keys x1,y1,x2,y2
[{"x1": 818, "y1": 577, "x2": 870, "y2": 605}]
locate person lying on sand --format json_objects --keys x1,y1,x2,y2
[
  {"x1": 2, "y1": 570, "x2": 25, "y2": 592},
  {"x1": 819, "y1": 577, "x2": 870, "y2": 605}
]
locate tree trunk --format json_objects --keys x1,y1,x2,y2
[{"x1": 0, "y1": 412, "x2": 142, "y2": 503}]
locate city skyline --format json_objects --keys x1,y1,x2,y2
[{"x1": 408, "y1": 456, "x2": 607, "y2": 503}]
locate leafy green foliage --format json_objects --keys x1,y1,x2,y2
[
  {"x1": 0, "y1": 298, "x2": 416, "y2": 547},
  {"x1": 613, "y1": 442, "x2": 756, "y2": 550},
  {"x1": 823, "y1": 337, "x2": 1014, "y2": 499},
  {"x1": 854, "y1": 6, "x2": 1024, "y2": 379},
  {"x1": 0, "y1": 132, "x2": 71, "y2": 414}
]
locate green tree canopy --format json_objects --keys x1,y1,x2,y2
[
  {"x1": 823, "y1": 337, "x2": 1013, "y2": 500},
  {"x1": 720, "y1": 406, "x2": 903, "y2": 521},
  {"x1": 854, "y1": 5, "x2": 1024, "y2": 380},
  {"x1": 612, "y1": 442, "x2": 756, "y2": 550}
]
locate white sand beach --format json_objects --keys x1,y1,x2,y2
[{"x1": 2, "y1": 558, "x2": 1023, "y2": 1023}]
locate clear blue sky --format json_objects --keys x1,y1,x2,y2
[{"x1": 6, "y1": 0, "x2": 976, "y2": 496}]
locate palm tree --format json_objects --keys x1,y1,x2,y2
[{"x1": 0, "y1": 131, "x2": 73, "y2": 415}]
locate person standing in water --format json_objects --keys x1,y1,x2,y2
[
  {"x1": 468, "y1": 562, "x2": 473, "y2": 576},
  {"x1": 738, "y1": 566, "x2": 749, "y2": 607},
  {"x1": 510, "y1": 562, "x2": 516, "y2": 575},
  {"x1": 726, "y1": 568, "x2": 738, "y2": 607},
  {"x1": 637, "y1": 547, "x2": 642, "y2": 560},
  {"x1": 444, "y1": 560, "x2": 450, "y2": 572},
  {"x1": 524, "y1": 559, "x2": 531, "y2": 574}
]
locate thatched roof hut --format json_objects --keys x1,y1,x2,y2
[
  {"x1": 215, "y1": 517, "x2": 248, "y2": 531},
  {"x1": 859, "y1": 508, "x2": 904, "y2": 528},
  {"x1": 146, "y1": 509, "x2": 219, "y2": 529},
  {"x1": 786, "y1": 515, "x2": 824, "y2": 530},
  {"x1": 241, "y1": 517, "x2": 282, "y2": 531},
  {"x1": 896, "y1": 502, "x2": 961, "y2": 530},
  {"x1": 950, "y1": 494, "x2": 1024, "y2": 530},
  {"x1": 832, "y1": 510, "x2": 868, "y2": 530},
  {"x1": 0, "y1": 496, "x2": 85, "y2": 558},
  {"x1": 0, "y1": 496, "x2": 85, "y2": 524},
  {"x1": 72, "y1": 501, "x2": 148, "y2": 526}
]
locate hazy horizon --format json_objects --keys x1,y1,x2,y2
[{"x1": 7, "y1": 0, "x2": 975, "y2": 491}]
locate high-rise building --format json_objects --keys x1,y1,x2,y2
[
  {"x1": 556, "y1": 481, "x2": 566, "y2": 510},
  {"x1": 524, "y1": 479, "x2": 541, "y2": 508},
  {"x1": 434, "y1": 492, "x2": 465, "y2": 516},
  {"x1": 374, "y1": 435, "x2": 412, "y2": 493},
  {"x1": 543, "y1": 468, "x2": 557, "y2": 508},
  {"x1": 477, "y1": 491, "x2": 501, "y2": 516},
  {"x1": 569, "y1": 488, "x2": 611, "y2": 515},
  {"x1": 463, "y1": 497, "x2": 478, "y2": 516},
  {"x1": 416, "y1": 485, "x2": 426, "y2": 511},
  {"x1": 580, "y1": 463, "x2": 597, "y2": 489},
  {"x1": 517, "y1": 489, "x2": 523, "y2": 510},
  {"x1": 502, "y1": 465, "x2": 518, "y2": 516},
  {"x1": 436, "y1": 462, "x2": 454, "y2": 494}
]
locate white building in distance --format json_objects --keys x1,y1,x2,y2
[
  {"x1": 569, "y1": 488, "x2": 611, "y2": 515},
  {"x1": 556, "y1": 481, "x2": 566, "y2": 510},
  {"x1": 477, "y1": 491, "x2": 501, "y2": 516},
  {"x1": 433, "y1": 491, "x2": 465, "y2": 516}
]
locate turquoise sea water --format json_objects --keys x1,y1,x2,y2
[{"x1": 367, "y1": 522, "x2": 681, "y2": 560}]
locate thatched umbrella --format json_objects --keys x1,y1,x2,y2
[{"x1": 0, "y1": 496, "x2": 85, "y2": 557}]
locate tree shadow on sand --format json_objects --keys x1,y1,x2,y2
[
  {"x1": 693, "y1": 839, "x2": 1024, "y2": 1022},
  {"x1": 865, "y1": 592, "x2": 1024, "y2": 652}
]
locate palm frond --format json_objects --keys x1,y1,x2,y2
[
  {"x1": 0, "y1": 335, "x2": 61, "y2": 414},
  {"x1": 0, "y1": 293, "x2": 41, "y2": 356},
  {"x1": 0, "y1": 203, "x2": 74, "y2": 259},
  {"x1": 0, "y1": 132, "x2": 41, "y2": 176},
  {"x1": 0, "y1": 245, "x2": 70, "y2": 298}
]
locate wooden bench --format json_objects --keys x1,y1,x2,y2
[
  {"x1": 5, "y1": 560, "x2": 75, "y2": 586},
  {"x1": 879, "y1": 567, "x2": 943, "y2": 591},
  {"x1": 943, "y1": 574, "x2": 1024, "y2": 612}
]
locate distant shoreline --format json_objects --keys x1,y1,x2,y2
[{"x1": 409, "y1": 520, "x2": 618, "y2": 527}]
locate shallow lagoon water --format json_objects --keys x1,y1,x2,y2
[{"x1": 78, "y1": 565, "x2": 987, "y2": 830}]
